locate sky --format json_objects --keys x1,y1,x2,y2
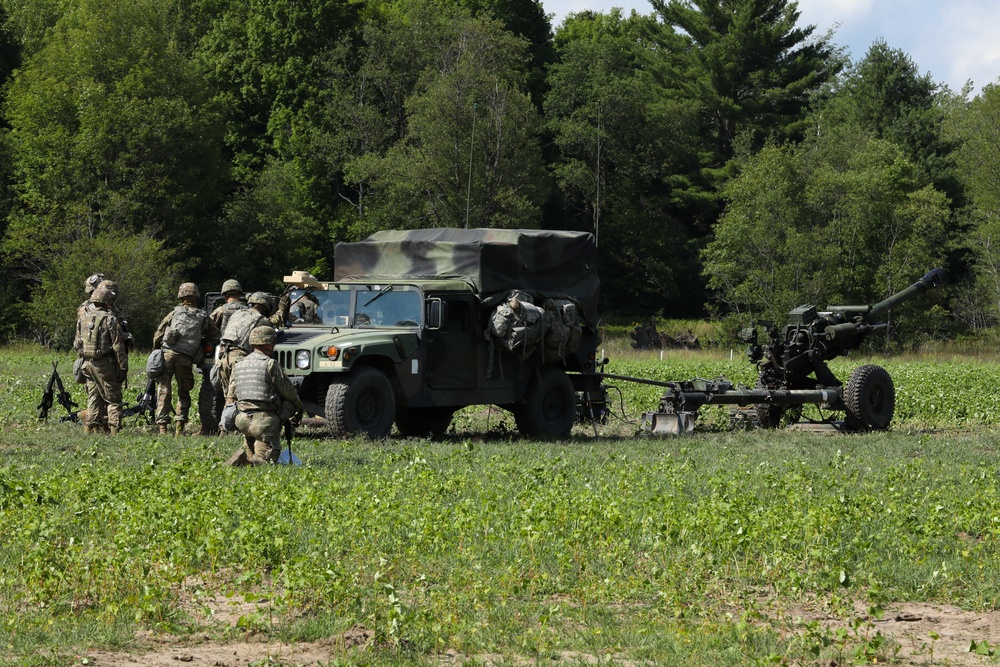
[{"x1": 541, "y1": 0, "x2": 1000, "y2": 96}]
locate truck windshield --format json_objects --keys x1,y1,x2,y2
[
  {"x1": 285, "y1": 286, "x2": 422, "y2": 328},
  {"x1": 287, "y1": 289, "x2": 351, "y2": 326},
  {"x1": 354, "y1": 287, "x2": 421, "y2": 327}
]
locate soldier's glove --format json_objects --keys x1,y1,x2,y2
[
  {"x1": 292, "y1": 409, "x2": 304, "y2": 425},
  {"x1": 278, "y1": 293, "x2": 291, "y2": 312}
]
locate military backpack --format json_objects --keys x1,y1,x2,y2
[
  {"x1": 81, "y1": 309, "x2": 113, "y2": 360},
  {"x1": 163, "y1": 305, "x2": 206, "y2": 357}
]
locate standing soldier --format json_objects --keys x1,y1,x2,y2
[
  {"x1": 210, "y1": 279, "x2": 249, "y2": 332},
  {"x1": 217, "y1": 291, "x2": 290, "y2": 393},
  {"x1": 76, "y1": 273, "x2": 105, "y2": 322},
  {"x1": 201, "y1": 279, "x2": 249, "y2": 435},
  {"x1": 153, "y1": 282, "x2": 220, "y2": 436},
  {"x1": 226, "y1": 325, "x2": 302, "y2": 465},
  {"x1": 76, "y1": 285, "x2": 129, "y2": 435}
]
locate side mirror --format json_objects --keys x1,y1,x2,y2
[{"x1": 426, "y1": 298, "x2": 444, "y2": 329}]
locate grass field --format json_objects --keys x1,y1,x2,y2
[{"x1": 3, "y1": 345, "x2": 1000, "y2": 666}]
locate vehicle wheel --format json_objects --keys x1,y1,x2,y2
[
  {"x1": 395, "y1": 406, "x2": 455, "y2": 438},
  {"x1": 514, "y1": 366, "x2": 576, "y2": 438},
  {"x1": 325, "y1": 366, "x2": 396, "y2": 438},
  {"x1": 844, "y1": 364, "x2": 895, "y2": 431},
  {"x1": 198, "y1": 372, "x2": 222, "y2": 434},
  {"x1": 754, "y1": 376, "x2": 785, "y2": 428}
]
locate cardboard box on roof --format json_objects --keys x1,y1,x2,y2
[{"x1": 334, "y1": 229, "x2": 599, "y2": 324}]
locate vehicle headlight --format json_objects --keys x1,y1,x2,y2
[{"x1": 295, "y1": 350, "x2": 311, "y2": 370}]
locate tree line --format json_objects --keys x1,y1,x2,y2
[{"x1": 0, "y1": 0, "x2": 996, "y2": 349}]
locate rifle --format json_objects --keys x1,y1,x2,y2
[
  {"x1": 54, "y1": 365, "x2": 78, "y2": 419},
  {"x1": 121, "y1": 377, "x2": 157, "y2": 424},
  {"x1": 278, "y1": 417, "x2": 302, "y2": 465},
  {"x1": 39, "y1": 362, "x2": 78, "y2": 422},
  {"x1": 37, "y1": 362, "x2": 57, "y2": 420}
]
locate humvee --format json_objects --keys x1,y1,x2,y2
[{"x1": 272, "y1": 228, "x2": 604, "y2": 438}]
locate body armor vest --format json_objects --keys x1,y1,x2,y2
[
  {"x1": 222, "y1": 308, "x2": 264, "y2": 352},
  {"x1": 82, "y1": 309, "x2": 113, "y2": 359},
  {"x1": 217, "y1": 301, "x2": 249, "y2": 335},
  {"x1": 233, "y1": 352, "x2": 279, "y2": 404}
]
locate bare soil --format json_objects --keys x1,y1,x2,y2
[{"x1": 65, "y1": 599, "x2": 1000, "y2": 666}]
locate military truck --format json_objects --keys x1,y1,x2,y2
[{"x1": 273, "y1": 228, "x2": 604, "y2": 439}]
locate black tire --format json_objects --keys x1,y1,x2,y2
[
  {"x1": 198, "y1": 371, "x2": 222, "y2": 435},
  {"x1": 514, "y1": 366, "x2": 576, "y2": 438},
  {"x1": 325, "y1": 366, "x2": 396, "y2": 438},
  {"x1": 754, "y1": 376, "x2": 785, "y2": 428},
  {"x1": 844, "y1": 364, "x2": 895, "y2": 431},
  {"x1": 395, "y1": 406, "x2": 455, "y2": 438}
]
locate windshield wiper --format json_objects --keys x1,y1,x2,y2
[{"x1": 362, "y1": 284, "x2": 393, "y2": 307}]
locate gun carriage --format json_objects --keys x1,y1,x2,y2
[{"x1": 641, "y1": 269, "x2": 946, "y2": 435}]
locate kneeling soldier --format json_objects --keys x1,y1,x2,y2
[{"x1": 226, "y1": 325, "x2": 302, "y2": 465}]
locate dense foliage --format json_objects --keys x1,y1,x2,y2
[{"x1": 0, "y1": 0, "x2": 994, "y2": 345}]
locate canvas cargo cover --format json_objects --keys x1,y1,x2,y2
[{"x1": 334, "y1": 229, "x2": 599, "y2": 323}]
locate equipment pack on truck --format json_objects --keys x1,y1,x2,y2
[{"x1": 274, "y1": 228, "x2": 606, "y2": 439}]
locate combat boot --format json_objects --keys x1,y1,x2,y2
[
  {"x1": 158, "y1": 423, "x2": 169, "y2": 435},
  {"x1": 109, "y1": 426, "x2": 119, "y2": 436},
  {"x1": 174, "y1": 421, "x2": 186, "y2": 437},
  {"x1": 84, "y1": 423, "x2": 95, "y2": 435}
]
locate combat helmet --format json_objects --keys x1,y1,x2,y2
[
  {"x1": 97, "y1": 279, "x2": 119, "y2": 297},
  {"x1": 249, "y1": 325, "x2": 277, "y2": 346},
  {"x1": 90, "y1": 285, "x2": 116, "y2": 306},
  {"x1": 221, "y1": 279, "x2": 243, "y2": 295},
  {"x1": 247, "y1": 291, "x2": 271, "y2": 306},
  {"x1": 177, "y1": 282, "x2": 200, "y2": 300},
  {"x1": 84, "y1": 273, "x2": 106, "y2": 294}
]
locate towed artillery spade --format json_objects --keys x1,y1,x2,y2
[{"x1": 640, "y1": 269, "x2": 947, "y2": 435}]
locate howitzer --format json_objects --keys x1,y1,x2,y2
[{"x1": 645, "y1": 268, "x2": 946, "y2": 435}]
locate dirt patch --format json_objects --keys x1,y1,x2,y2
[
  {"x1": 776, "y1": 600, "x2": 1000, "y2": 665},
  {"x1": 47, "y1": 601, "x2": 1000, "y2": 666}
]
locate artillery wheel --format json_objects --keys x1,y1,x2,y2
[
  {"x1": 395, "y1": 406, "x2": 455, "y2": 438},
  {"x1": 514, "y1": 366, "x2": 576, "y2": 438},
  {"x1": 754, "y1": 377, "x2": 785, "y2": 428},
  {"x1": 325, "y1": 366, "x2": 396, "y2": 439},
  {"x1": 844, "y1": 364, "x2": 895, "y2": 431}
]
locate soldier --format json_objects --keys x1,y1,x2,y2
[
  {"x1": 210, "y1": 279, "x2": 249, "y2": 333},
  {"x1": 76, "y1": 273, "x2": 105, "y2": 323},
  {"x1": 153, "y1": 282, "x2": 221, "y2": 436},
  {"x1": 217, "y1": 291, "x2": 291, "y2": 393},
  {"x1": 76, "y1": 285, "x2": 129, "y2": 435},
  {"x1": 226, "y1": 325, "x2": 302, "y2": 465}
]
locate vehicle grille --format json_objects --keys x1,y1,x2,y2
[{"x1": 278, "y1": 349, "x2": 294, "y2": 371}]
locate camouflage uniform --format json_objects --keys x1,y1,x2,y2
[
  {"x1": 209, "y1": 279, "x2": 249, "y2": 333},
  {"x1": 153, "y1": 284, "x2": 221, "y2": 435},
  {"x1": 76, "y1": 287, "x2": 129, "y2": 435},
  {"x1": 217, "y1": 292, "x2": 290, "y2": 392},
  {"x1": 226, "y1": 326, "x2": 302, "y2": 464}
]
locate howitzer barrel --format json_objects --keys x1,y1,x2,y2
[
  {"x1": 827, "y1": 269, "x2": 946, "y2": 323},
  {"x1": 866, "y1": 268, "x2": 946, "y2": 323}
]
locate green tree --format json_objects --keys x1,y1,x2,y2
[
  {"x1": 704, "y1": 127, "x2": 949, "y2": 341},
  {"x1": 546, "y1": 10, "x2": 707, "y2": 315},
  {"x1": 951, "y1": 82, "x2": 1000, "y2": 326},
  {"x1": 647, "y1": 0, "x2": 841, "y2": 172},
  {"x1": 361, "y1": 11, "x2": 547, "y2": 230},
  {"x1": 2, "y1": 0, "x2": 227, "y2": 282},
  {"x1": 27, "y1": 232, "x2": 181, "y2": 349}
]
